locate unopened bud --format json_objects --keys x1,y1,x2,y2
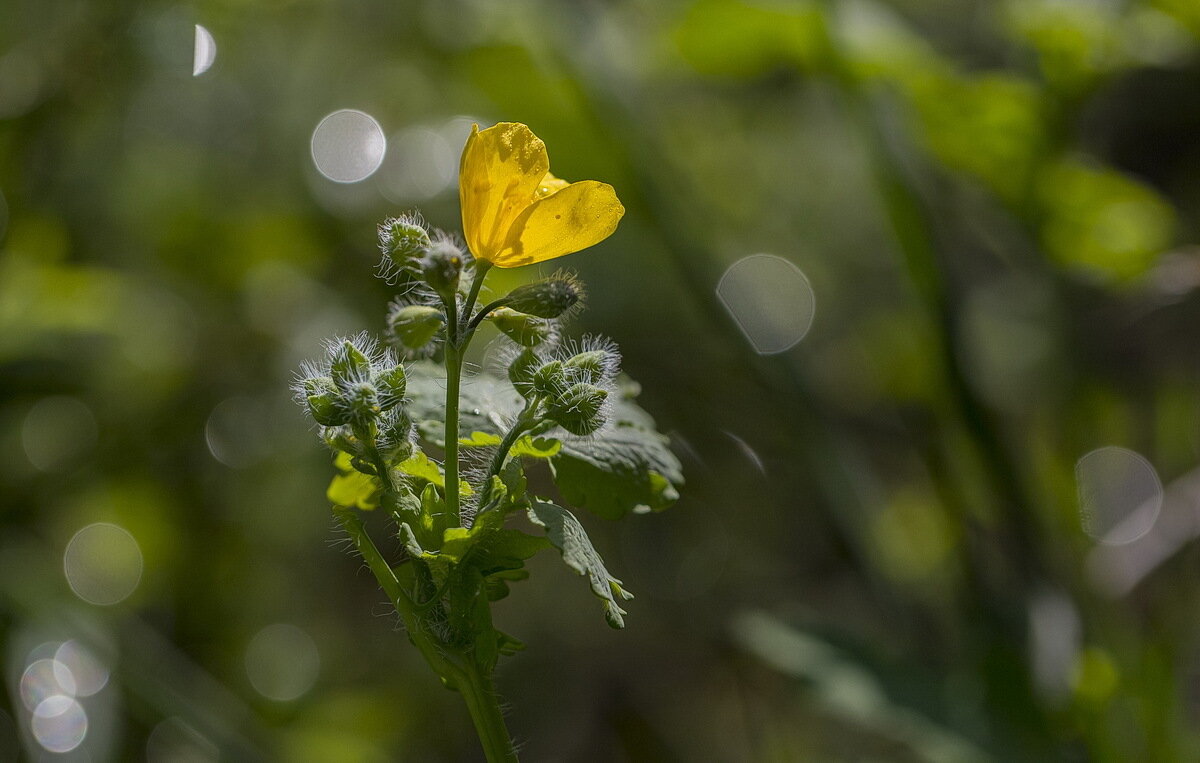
[
  {"x1": 380, "y1": 216, "x2": 431, "y2": 270},
  {"x1": 419, "y1": 239, "x2": 465, "y2": 298},
  {"x1": 374, "y1": 365, "x2": 407, "y2": 410},
  {"x1": 547, "y1": 383, "x2": 609, "y2": 436},
  {"x1": 531, "y1": 360, "x2": 566, "y2": 397},
  {"x1": 564, "y1": 350, "x2": 612, "y2": 385},
  {"x1": 490, "y1": 307, "x2": 553, "y2": 347},
  {"x1": 379, "y1": 409, "x2": 414, "y2": 461},
  {"x1": 330, "y1": 341, "x2": 372, "y2": 388},
  {"x1": 307, "y1": 391, "x2": 350, "y2": 427},
  {"x1": 324, "y1": 427, "x2": 361, "y2": 455},
  {"x1": 505, "y1": 274, "x2": 583, "y2": 319},
  {"x1": 508, "y1": 348, "x2": 541, "y2": 398},
  {"x1": 344, "y1": 381, "x2": 380, "y2": 422},
  {"x1": 388, "y1": 305, "x2": 444, "y2": 351}
]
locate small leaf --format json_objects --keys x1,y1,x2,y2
[
  {"x1": 527, "y1": 500, "x2": 634, "y2": 628},
  {"x1": 327, "y1": 471, "x2": 380, "y2": 510},
  {"x1": 496, "y1": 631, "x2": 526, "y2": 655},
  {"x1": 397, "y1": 450, "x2": 473, "y2": 495},
  {"x1": 460, "y1": 431, "x2": 503, "y2": 447},
  {"x1": 510, "y1": 435, "x2": 561, "y2": 459}
]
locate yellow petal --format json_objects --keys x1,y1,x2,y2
[
  {"x1": 491, "y1": 180, "x2": 624, "y2": 268},
  {"x1": 536, "y1": 172, "x2": 571, "y2": 199},
  {"x1": 459, "y1": 122, "x2": 549, "y2": 262}
]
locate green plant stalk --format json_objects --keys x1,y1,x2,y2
[
  {"x1": 444, "y1": 328, "x2": 463, "y2": 525},
  {"x1": 444, "y1": 263, "x2": 493, "y2": 526},
  {"x1": 489, "y1": 402, "x2": 539, "y2": 478},
  {"x1": 457, "y1": 660, "x2": 519, "y2": 763},
  {"x1": 334, "y1": 506, "x2": 518, "y2": 762}
]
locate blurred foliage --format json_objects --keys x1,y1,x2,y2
[{"x1": 1, "y1": 0, "x2": 1200, "y2": 760}]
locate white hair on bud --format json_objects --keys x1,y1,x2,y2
[
  {"x1": 376, "y1": 211, "x2": 430, "y2": 285},
  {"x1": 554, "y1": 334, "x2": 621, "y2": 387}
]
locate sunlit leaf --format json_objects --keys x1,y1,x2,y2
[{"x1": 527, "y1": 500, "x2": 633, "y2": 628}]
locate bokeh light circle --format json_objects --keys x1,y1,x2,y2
[
  {"x1": 63, "y1": 523, "x2": 144, "y2": 605},
  {"x1": 30, "y1": 695, "x2": 87, "y2": 753},
  {"x1": 1076, "y1": 446, "x2": 1162, "y2": 545},
  {"x1": 54, "y1": 641, "x2": 109, "y2": 697},
  {"x1": 21, "y1": 396, "x2": 98, "y2": 473},
  {"x1": 716, "y1": 254, "x2": 815, "y2": 354},
  {"x1": 19, "y1": 659, "x2": 75, "y2": 711},
  {"x1": 311, "y1": 110, "x2": 387, "y2": 183},
  {"x1": 244, "y1": 623, "x2": 320, "y2": 702}
]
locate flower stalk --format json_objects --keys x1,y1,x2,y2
[{"x1": 295, "y1": 122, "x2": 680, "y2": 761}]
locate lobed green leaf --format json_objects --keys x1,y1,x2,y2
[{"x1": 527, "y1": 500, "x2": 634, "y2": 628}]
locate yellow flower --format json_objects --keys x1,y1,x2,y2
[{"x1": 459, "y1": 122, "x2": 624, "y2": 268}]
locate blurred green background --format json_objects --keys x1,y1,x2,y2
[{"x1": 3, "y1": 0, "x2": 1200, "y2": 760}]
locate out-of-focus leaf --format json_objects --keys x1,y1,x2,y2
[
  {"x1": 1037, "y1": 158, "x2": 1175, "y2": 282},
  {"x1": 907, "y1": 73, "x2": 1046, "y2": 204},
  {"x1": 672, "y1": 0, "x2": 828, "y2": 77},
  {"x1": 734, "y1": 611, "x2": 992, "y2": 763}
]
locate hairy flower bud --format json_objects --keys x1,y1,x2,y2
[
  {"x1": 564, "y1": 350, "x2": 612, "y2": 385},
  {"x1": 489, "y1": 307, "x2": 553, "y2": 347},
  {"x1": 344, "y1": 381, "x2": 380, "y2": 422},
  {"x1": 374, "y1": 365, "x2": 407, "y2": 410},
  {"x1": 508, "y1": 348, "x2": 541, "y2": 398},
  {"x1": 330, "y1": 340, "x2": 372, "y2": 389},
  {"x1": 387, "y1": 305, "x2": 444, "y2": 351},
  {"x1": 419, "y1": 239, "x2": 465, "y2": 298},
  {"x1": 531, "y1": 360, "x2": 566, "y2": 398},
  {"x1": 378, "y1": 409, "x2": 414, "y2": 461},
  {"x1": 380, "y1": 215, "x2": 431, "y2": 270},
  {"x1": 324, "y1": 427, "x2": 361, "y2": 456},
  {"x1": 504, "y1": 273, "x2": 583, "y2": 319},
  {"x1": 547, "y1": 383, "x2": 609, "y2": 436},
  {"x1": 306, "y1": 393, "x2": 350, "y2": 428}
]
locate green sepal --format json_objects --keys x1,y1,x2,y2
[
  {"x1": 527, "y1": 499, "x2": 634, "y2": 628},
  {"x1": 489, "y1": 306, "x2": 553, "y2": 347},
  {"x1": 307, "y1": 391, "x2": 351, "y2": 427}
]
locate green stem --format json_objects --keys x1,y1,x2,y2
[
  {"x1": 331, "y1": 508, "x2": 447, "y2": 668},
  {"x1": 456, "y1": 659, "x2": 519, "y2": 763},
  {"x1": 444, "y1": 336, "x2": 463, "y2": 525},
  {"x1": 334, "y1": 507, "x2": 518, "y2": 761},
  {"x1": 466, "y1": 297, "x2": 509, "y2": 335},
  {"x1": 444, "y1": 263, "x2": 494, "y2": 527},
  {"x1": 488, "y1": 402, "x2": 539, "y2": 478},
  {"x1": 462, "y1": 261, "x2": 492, "y2": 326}
]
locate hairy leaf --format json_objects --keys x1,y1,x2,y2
[{"x1": 527, "y1": 500, "x2": 634, "y2": 628}]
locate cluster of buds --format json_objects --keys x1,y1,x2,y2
[
  {"x1": 508, "y1": 337, "x2": 620, "y2": 436},
  {"x1": 296, "y1": 334, "x2": 414, "y2": 471}
]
